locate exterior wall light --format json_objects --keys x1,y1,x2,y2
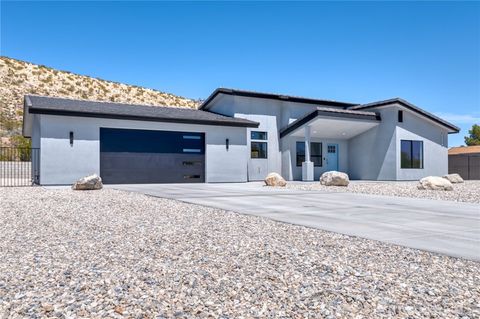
[
  {"x1": 69, "y1": 131, "x2": 74, "y2": 146},
  {"x1": 226, "y1": 138, "x2": 229, "y2": 151}
]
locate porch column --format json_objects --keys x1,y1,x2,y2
[{"x1": 302, "y1": 126, "x2": 314, "y2": 181}]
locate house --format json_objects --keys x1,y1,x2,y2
[
  {"x1": 448, "y1": 145, "x2": 480, "y2": 180},
  {"x1": 22, "y1": 88, "x2": 459, "y2": 185}
]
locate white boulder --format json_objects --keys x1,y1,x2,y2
[
  {"x1": 72, "y1": 174, "x2": 103, "y2": 190},
  {"x1": 264, "y1": 172, "x2": 287, "y2": 187},
  {"x1": 320, "y1": 171, "x2": 349, "y2": 186},
  {"x1": 417, "y1": 176, "x2": 453, "y2": 191},
  {"x1": 443, "y1": 173, "x2": 464, "y2": 184}
]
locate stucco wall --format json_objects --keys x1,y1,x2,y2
[
  {"x1": 207, "y1": 95, "x2": 343, "y2": 180},
  {"x1": 395, "y1": 107, "x2": 449, "y2": 180},
  {"x1": 37, "y1": 114, "x2": 248, "y2": 185},
  {"x1": 348, "y1": 104, "x2": 450, "y2": 180},
  {"x1": 348, "y1": 107, "x2": 397, "y2": 180}
]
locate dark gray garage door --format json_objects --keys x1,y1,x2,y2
[{"x1": 100, "y1": 128, "x2": 205, "y2": 184}]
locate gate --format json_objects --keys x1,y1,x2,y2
[{"x1": 0, "y1": 147, "x2": 40, "y2": 186}]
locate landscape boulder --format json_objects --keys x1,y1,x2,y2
[
  {"x1": 417, "y1": 176, "x2": 453, "y2": 191},
  {"x1": 443, "y1": 173, "x2": 464, "y2": 184},
  {"x1": 264, "y1": 172, "x2": 287, "y2": 187},
  {"x1": 320, "y1": 171, "x2": 349, "y2": 186},
  {"x1": 72, "y1": 174, "x2": 103, "y2": 190}
]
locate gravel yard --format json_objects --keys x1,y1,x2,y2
[
  {"x1": 286, "y1": 180, "x2": 480, "y2": 204},
  {"x1": 1, "y1": 187, "x2": 479, "y2": 318}
]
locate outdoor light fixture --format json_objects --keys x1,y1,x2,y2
[
  {"x1": 226, "y1": 138, "x2": 229, "y2": 151},
  {"x1": 69, "y1": 131, "x2": 74, "y2": 146}
]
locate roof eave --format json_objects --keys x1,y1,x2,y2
[
  {"x1": 200, "y1": 88, "x2": 359, "y2": 110},
  {"x1": 351, "y1": 99, "x2": 460, "y2": 133},
  {"x1": 27, "y1": 107, "x2": 259, "y2": 128},
  {"x1": 279, "y1": 109, "x2": 381, "y2": 138}
]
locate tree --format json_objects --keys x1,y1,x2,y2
[{"x1": 464, "y1": 124, "x2": 480, "y2": 146}]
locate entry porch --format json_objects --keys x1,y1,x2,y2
[{"x1": 280, "y1": 107, "x2": 381, "y2": 181}]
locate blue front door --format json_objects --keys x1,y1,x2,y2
[{"x1": 326, "y1": 144, "x2": 338, "y2": 171}]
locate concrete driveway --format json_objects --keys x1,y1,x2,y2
[{"x1": 110, "y1": 182, "x2": 480, "y2": 261}]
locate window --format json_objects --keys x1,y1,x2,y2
[
  {"x1": 398, "y1": 110, "x2": 403, "y2": 123},
  {"x1": 296, "y1": 142, "x2": 322, "y2": 167},
  {"x1": 401, "y1": 140, "x2": 423, "y2": 169},
  {"x1": 251, "y1": 142, "x2": 267, "y2": 158},
  {"x1": 327, "y1": 145, "x2": 336, "y2": 153},
  {"x1": 251, "y1": 131, "x2": 268, "y2": 159},
  {"x1": 251, "y1": 131, "x2": 267, "y2": 140}
]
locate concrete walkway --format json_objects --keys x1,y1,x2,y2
[{"x1": 110, "y1": 182, "x2": 480, "y2": 261}]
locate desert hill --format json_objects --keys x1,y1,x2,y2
[{"x1": 0, "y1": 56, "x2": 198, "y2": 145}]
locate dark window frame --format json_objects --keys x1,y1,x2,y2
[
  {"x1": 296, "y1": 142, "x2": 322, "y2": 167},
  {"x1": 398, "y1": 110, "x2": 403, "y2": 123},
  {"x1": 400, "y1": 140, "x2": 424, "y2": 169},
  {"x1": 251, "y1": 141, "x2": 268, "y2": 159},
  {"x1": 251, "y1": 131, "x2": 268, "y2": 140}
]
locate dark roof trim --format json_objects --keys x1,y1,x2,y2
[
  {"x1": 280, "y1": 107, "x2": 380, "y2": 138},
  {"x1": 200, "y1": 88, "x2": 358, "y2": 110},
  {"x1": 28, "y1": 107, "x2": 259, "y2": 128},
  {"x1": 349, "y1": 98, "x2": 460, "y2": 133},
  {"x1": 24, "y1": 95, "x2": 259, "y2": 129}
]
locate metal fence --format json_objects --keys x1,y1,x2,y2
[
  {"x1": 448, "y1": 153, "x2": 480, "y2": 180},
  {"x1": 0, "y1": 147, "x2": 40, "y2": 186}
]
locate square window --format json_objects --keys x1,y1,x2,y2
[
  {"x1": 296, "y1": 142, "x2": 322, "y2": 167},
  {"x1": 251, "y1": 142, "x2": 267, "y2": 158}
]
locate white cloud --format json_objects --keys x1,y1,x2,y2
[{"x1": 434, "y1": 112, "x2": 480, "y2": 125}]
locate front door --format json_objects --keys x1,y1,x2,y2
[{"x1": 326, "y1": 144, "x2": 338, "y2": 171}]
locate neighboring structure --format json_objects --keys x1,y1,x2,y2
[
  {"x1": 22, "y1": 88, "x2": 459, "y2": 185},
  {"x1": 448, "y1": 145, "x2": 480, "y2": 180}
]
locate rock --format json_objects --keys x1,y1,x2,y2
[
  {"x1": 264, "y1": 172, "x2": 287, "y2": 187},
  {"x1": 42, "y1": 303, "x2": 54, "y2": 312},
  {"x1": 72, "y1": 174, "x2": 103, "y2": 190},
  {"x1": 320, "y1": 171, "x2": 349, "y2": 186},
  {"x1": 443, "y1": 173, "x2": 464, "y2": 184},
  {"x1": 417, "y1": 176, "x2": 453, "y2": 191},
  {"x1": 114, "y1": 305, "x2": 124, "y2": 315}
]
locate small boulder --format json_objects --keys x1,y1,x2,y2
[
  {"x1": 72, "y1": 174, "x2": 103, "y2": 190},
  {"x1": 443, "y1": 173, "x2": 464, "y2": 184},
  {"x1": 417, "y1": 176, "x2": 453, "y2": 191},
  {"x1": 264, "y1": 172, "x2": 287, "y2": 187},
  {"x1": 320, "y1": 171, "x2": 349, "y2": 186}
]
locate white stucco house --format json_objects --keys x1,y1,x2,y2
[{"x1": 22, "y1": 88, "x2": 459, "y2": 185}]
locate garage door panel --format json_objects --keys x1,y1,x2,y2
[{"x1": 100, "y1": 128, "x2": 205, "y2": 184}]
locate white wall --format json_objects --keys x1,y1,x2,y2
[
  {"x1": 37, "y1": 114, "x2": 248, "y2": 185},
  {"x1": 207, "y1": 95, "x2": 342, "y2": 180},
  {"x1": 395, "y1": 108, "x2": 449, "y2": 180},
  {"x1": 348, "y1": 104, "x2": 450, "y2": 180}
]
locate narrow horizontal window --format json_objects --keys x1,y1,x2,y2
[
  {"x1": 182, "y1": 161, "x2": 202, "y2": 166},
  {"x1": 183, "y1": 135, "x2": 201, "y2": 140},
  {"x1": 251, "y1": 142, "x2": 267, "y2": 159},
  {"x1": 184, "y1": 175, "x2": 201, "y2": 179},
  {"x1": 251, "y1": 131, "x2": 267, "y2": 140},
  {"x1": 183, "y1": 148, "x2": 201, "y2": 153},
  {"x1": 401, "y1": 140, "x2": 423, "y2": 169}
]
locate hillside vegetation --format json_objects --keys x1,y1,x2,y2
[{"x1": 0, "y1": 56, "x2": 198, "y2": 146}]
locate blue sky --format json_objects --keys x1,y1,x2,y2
[{"x1": 1, "y1": 1, "x2": 479, "y2": 146}]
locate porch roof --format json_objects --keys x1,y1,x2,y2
[{"x1": 280, "y1": 107, "x2": 381, "y2": 138}]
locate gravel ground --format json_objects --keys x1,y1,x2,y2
[
  {"x1": 1, "y1": 187, "x2": 479, "y2": 318},
  {"x1": 286, "y1": 180, "x2": 480, "y2": 204}
]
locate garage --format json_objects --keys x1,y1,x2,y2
[{"x1": 100, "y1": 128, "x2": 205, "y2": 184}]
